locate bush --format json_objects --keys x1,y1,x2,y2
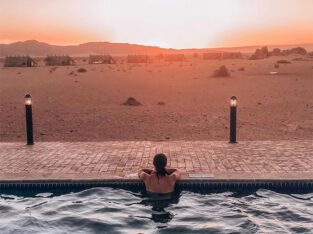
[
  {"x1": 277, "y1": 60, "x2": 291, "y2": 64},
  {"x1": 292, "y1": 58, "x2": 310, "y2": 61},
  {"x1": 212, "y1": 65, "x2": 230, "y2": 77},
  {"x1": 122, "y1": 97, "x2": 142, "y2": 106},
  {"x1": 77, "y1": 68, "x2": 87, "y2": 72}
]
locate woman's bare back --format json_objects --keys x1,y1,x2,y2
[{"x1": 138, "y1": 169, "x2": 181, "y2": 194}]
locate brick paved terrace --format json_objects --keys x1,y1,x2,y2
[{"x1": 0, "y1": 140, "x2": 312, "y2": 182}]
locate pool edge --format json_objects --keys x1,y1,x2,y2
[{"x1": 1, "y1": 179, "x2": 313, "y2": 190}]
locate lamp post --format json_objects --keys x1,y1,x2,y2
[
  {"x1": 25, "y1": 94, "x2": 33, "y2": 145},
  {"x1": 229, "y1": 96, "x2": 237, "y2": 143}
]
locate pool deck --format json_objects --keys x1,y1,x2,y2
[{"x1": 0, "y1": 140, "x2": 312, "y2": 186}]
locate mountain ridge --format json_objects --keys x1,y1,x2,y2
[{"x1": 1, "y1": 40, "x2": 313, "y2": 57}]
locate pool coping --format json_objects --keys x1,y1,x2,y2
[
  {"x1": 1, "y1": 178, "x2": 313, "y2": 190},
  {"x1": 1, "y1": 141, "x2": 313, "y2": 190}
]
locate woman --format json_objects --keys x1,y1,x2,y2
[{"x1": 138, "y1": 153, "x2": 181, "y2": 195}]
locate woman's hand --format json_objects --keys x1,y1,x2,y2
[
  {"x1": 138, "y1": 168, "x2": 153, "y2": 181},
  {"x1": 168, "y1": 169, "x2": 181, "y2": 181},
  {"x1": 142, "y1": 168, "x2": 153, "y2": 174},
  {"x1": 166, "y1": 168, "x2": 178, "y2": 174}
]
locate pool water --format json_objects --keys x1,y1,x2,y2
[{"x1": 0, "y1": 187, "x2": 312, "y2": 233}]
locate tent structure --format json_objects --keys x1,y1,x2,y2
[
  {"x1": 164, "y1": 54, "x2": 185, "y2": 62},
  {"x1": 44, "y1": 55, "x2": 75, "y2": 66},
  {"x1": 203, "y1": 53, "x2": 223, "y2": 60},
  {"x1": 203, "y1": 52, "x2": 242, "y2": 60},
  {"x1": 4, "y1": 56, "x2": 37, "y2": 67},
  {"x1": 222, "y1": 52, "x2": 242, "y2": 59},
  {"x1": 88, "y1": 55, "x2": 115, "y2": 64},
  {"x1": 127, "y1": 55, "x2": 149, "y2": 63}
]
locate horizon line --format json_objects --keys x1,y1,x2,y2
[{"x1": 1, "y1": 39, "x2": 313, "y2": 51}]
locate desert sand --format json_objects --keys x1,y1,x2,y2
[{"x1": 0, "y1": 55, "x2": 312, "y2": 142}]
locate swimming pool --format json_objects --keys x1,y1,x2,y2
[{"x1": 0, "y1": 187, "x2": 312, "y2": 233}]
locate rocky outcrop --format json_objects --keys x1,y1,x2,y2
[
  {"x1": 288, "y1": 47, "x2": 307, "y2": 55},
  {"x1": 250, "y1": 46, "x2": 307, "y2": 60},
  {"x1": 271, "y1": 48, "x2": 281, "y2": 56},
  {"x1": 249, "y1": 46, "x2": 270, "y2": 60}
]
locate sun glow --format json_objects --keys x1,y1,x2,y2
[{"x1": 0, "y1": 0, "x2": 312, "y2": 48}]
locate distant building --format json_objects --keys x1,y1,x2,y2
[
  {"x1": 203, "y1": 52, "x2": 222, "y2": 60},
  {"x1": 44, "y1": 55, "x2": 75, "y2": 66},
  {"x1": 221, "y1": 52, "x2": 243, "y2": 59},
  {"x1": 4, "y1": 56, "x2": 37, "y2": 67},
  {"x1": 203, "y1": 52, "x2": 242, "y2": 60},
  {"x1": 164, "y1": 54, "x2": 185, "y2": 62},
  {"x1": 88, "y1": 55, "x2": 115, "y2": 64},
  {"x1": 127, "y1": 55, "x2": 149, "y2": 63}
]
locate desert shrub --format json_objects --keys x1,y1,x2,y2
[
  {"x1": 274, "y1": 64, "x2": 280, "y2": 68},
  {"x1": 277, "y1": 60, "x2": 291, "y2": 64},
  {"x1": 49, "y1": 67, "x2": 57, "y2": 73},
  {"x1": 122, "y1": 97, "x2": 142, "y2": 106},
  {"x1": 292, "y1": 58, "x2": 310, "y2": 61},
  {"x1": 238, "y1": 67, "x2": 245, "y2": 71},
  {"x1": 77, "y1": 68, "x2": 87, "y2": 72},
  {"x1": 212, "y1": 65, "x2": 230, "y2": 77}
]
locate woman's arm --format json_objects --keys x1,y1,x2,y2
[
  {"x1": 169, "y1": 169, "x2": 181, "y2": 181},
  {"x1": 138, "y1": 168, "x2": 152, "y2": 180},
  {"x1": 142, "y1": 168, "x2": 153, "y2": 174},
  {"x1": 166, "y1": 168, "x2": 178, "y2": 174}
]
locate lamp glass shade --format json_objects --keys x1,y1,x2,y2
[
  {"x1": 230, "y1": 96, "x2": 237, "y2": 107},
  {"x1": 25, "y1": 94, "x2": 32, "y2": 105}
]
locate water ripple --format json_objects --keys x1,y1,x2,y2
[{"x1": 0, "y1": 188, "x2": 312, "y2": 233}]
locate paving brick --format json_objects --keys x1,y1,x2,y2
[{"x1": 0, "y1": 141, "x2": 312, "y2": 181}]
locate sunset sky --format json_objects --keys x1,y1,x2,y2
[{"x1": 0, "y1": 0, "x2": 312, "y2": 48}]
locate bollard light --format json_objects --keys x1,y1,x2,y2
[
  {"x1": 25, "y1": 94, "x2": 32, "y2": 105},
  {"x1": 229, "y1": 96, "x2": 237, "y2": 143},
  {"x1": 24, "y1": 94, "x2": 34, "y2": 145},
  {"x1": 230, "y1": 96, "x2": 237, "y2": 107}
]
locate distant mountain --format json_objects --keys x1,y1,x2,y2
[
  {"x1": 0, "y1": 40, "x2": 171, "y2": 56},
  {"x1": 0, "y1": 40, "x2": 312, "y2": 57}
]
